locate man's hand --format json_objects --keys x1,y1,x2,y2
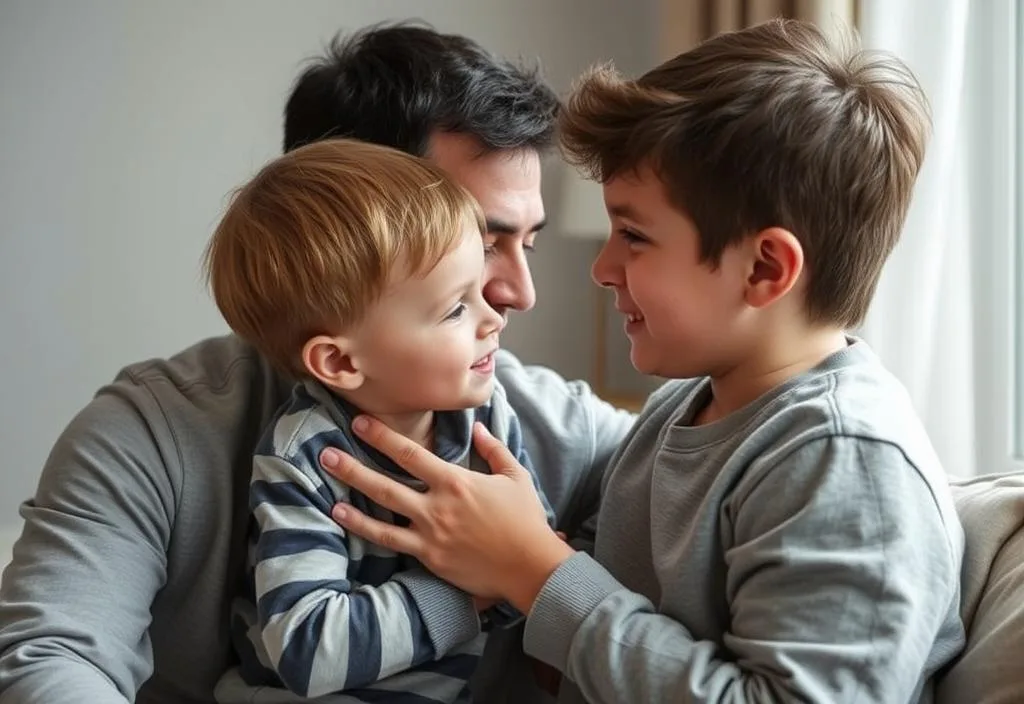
[{"x1": 320, "y1": 417, "x2": 574, "y2": 611}]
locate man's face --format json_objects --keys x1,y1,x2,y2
[{"x1": 427, "y1": 132, "x2": 546, "y2": 318}]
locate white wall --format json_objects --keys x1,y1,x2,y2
[{"x1": 0, "y1": 1, "x2": 654, "y2": 539}]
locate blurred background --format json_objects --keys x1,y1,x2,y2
[{"x1": 1, "y1": 0, "x2": 1021, "y2": 566}]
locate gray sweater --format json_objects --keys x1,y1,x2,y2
[
  {"x1": 525, "y1": 340, "x2": 965, "y2": 704},
  {"x1": 0, "y1": 335, "x2": 634, "y2": 704}
]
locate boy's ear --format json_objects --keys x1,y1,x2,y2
[
  {"x1": 743, "y1": 227, "x2": 804, "y2": 309},
  {"x1": 301, "y1": 335, "x2": 364, "y2": 391}
]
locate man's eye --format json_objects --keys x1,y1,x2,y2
[
  {"x1": 444, "y1": 303, "x2": 467, "y2": 321},
  {"x1": 483, "y1": 244, "x2": 497, "y2": 258}
]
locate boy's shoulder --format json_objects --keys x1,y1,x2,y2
[
  {"x1": 771, "y1": 341, "x2": 929, "y2": 454},
  {"x1": 254, "y1": 381, "x2": 356, "y2": 464},
  {"x1": 633, "y1": 340, "x2": 940, "y2": 474},
  {"x1": 742, "y1": 341, "x2": 946, "y2": 495},
  {"x1": 253, "y1": 378, "x2": 517, "y2": 467}
]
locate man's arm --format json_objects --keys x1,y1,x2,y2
[
  {"x1": 250, "y1": 454, "x2": 480, "y2": 698},
  {"x1": 494, "y1": 351, "x2": 635, "y2": 537},
  {"x1": 524, "y1": 437, "x2": 962, "y2": 703},
  {"x1": 0, "y1": 387, "x2": 176, "y2": 703}
]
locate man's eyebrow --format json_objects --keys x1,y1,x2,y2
[{"x1": 485, "y1": 217, "x2": 547, "y2": 235}]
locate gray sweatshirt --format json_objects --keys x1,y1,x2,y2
[
  {"x1": 0, "y1": 335, "x2": 635, "y2": 704},
  {"x1": 524, "y1": 340, "x2": 965, "y2": 704}
]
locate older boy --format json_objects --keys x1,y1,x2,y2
[
  {"x1": 204, "y1": 139, "x2": 552, "y2": 702},
  {"x1": 325, "y1": 19, "x2": 966, "y2": 703}
]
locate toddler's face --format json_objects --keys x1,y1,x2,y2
[{"x1": 345, "y1": 223, "x2": 505, "y2": 413}]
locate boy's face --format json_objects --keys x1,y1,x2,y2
[
  {"x1": 345, "y1": 221, "x2": 505, "y2": 412},
  {"x1": 592, "y1": 167, "x2": 750, "y2": 379}
]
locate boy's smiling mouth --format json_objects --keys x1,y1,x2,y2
[{"x1": 471, "y1": 351, "x2": 497, "y2": 373}]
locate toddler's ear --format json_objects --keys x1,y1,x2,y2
[
  {"x1": 744, "y1": 227, "x2": 803, "y2": 309},
  {"x1": 302, "y1": 335, "x2": 364, "y2": 391}
]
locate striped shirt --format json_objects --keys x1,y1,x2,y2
[{"x1": 228, "y1": 379, "x2": 552, "y2": 702}]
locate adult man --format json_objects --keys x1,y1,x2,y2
[{"x1": 0, "y1": 23, "x2": 634, "y2": 704}]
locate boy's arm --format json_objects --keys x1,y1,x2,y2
[
  {"x1": 523, "y1": 436, "x2": 961, "y2": 703},
  {"x1": 0, "y1": 390, "x2": 175, "y2": 704},
  {"x1": 251, "y1": 454, "x2": 480, "y2": 699}
]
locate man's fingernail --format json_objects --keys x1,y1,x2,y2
[
  {"x1": 353, "y1": 416, "x2": 369, "y2": 433},
  {"x1": 321, "y1": 450, "x2": 338, "y2": 469},
  {"x1": 333, "y1": 505, "x2": 348, "y2": 521}
]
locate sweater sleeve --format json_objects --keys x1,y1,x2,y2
[
  {"x1": 0, "y1": 388, "x2": 175, "y2": 704},
  {"x1": 523, "y1": 437, "x2": 962, "y2": 703},
  {"x1": 505, "y1": 411, "x2": 556, "y2": 527},
  {"x1": 494, "y1": 351, "x2": 635, "y2": 538},
  {"x1": 250, "y1": 454, "x2": 480, "y2": 698}
]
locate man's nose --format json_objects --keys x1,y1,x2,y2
[{"x1": 483, "y1": 251, "x2": 536, "y2": 313}]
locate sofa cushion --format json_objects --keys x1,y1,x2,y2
[{"x1": 936, "y1": 472, "x2": 1024, "y2": 704}]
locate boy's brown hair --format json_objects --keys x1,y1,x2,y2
[
  {"x1": 561, "y1": 19, "x2": 930, "y2": 327},
  {"x1": 204, "y1": 138, "x2": 484, "y2": 376}
]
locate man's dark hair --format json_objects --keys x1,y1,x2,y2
[{"x1": 283, "y1": 21, "x2": 560, "y2": 155}]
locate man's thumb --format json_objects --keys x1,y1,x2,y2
[{"x1": 472, "y1": 422, "x2": 522, "y2": 477}]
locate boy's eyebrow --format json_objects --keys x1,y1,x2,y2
[
  {"x1": 607, "y1": 203, "x2": 648, "y2": 226},
  {"x1": 485, "y1": 217, "x2": 547, "y2": 236}
]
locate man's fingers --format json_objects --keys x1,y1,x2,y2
[
  {"x1": 350, "y1": 416, "x2": 448, "y2": 485},
  {"x1": 332, "y1": 503, "x2": 426, "y2": 558},
  {"x1": 472, "y1": 422, "x2": 521, "y2": 476},
  {"x1": 320, "y1": 447, "x2": 425, "y2": 518}
]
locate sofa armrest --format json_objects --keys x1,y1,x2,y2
[{"x1": 937, "y1": 472, "x2": 1024, "y2": 704}]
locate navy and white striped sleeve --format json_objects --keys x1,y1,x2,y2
[{"x1": 249, "y1": 451, "x2": 477, "y2": 698}]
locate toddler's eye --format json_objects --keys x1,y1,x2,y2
[{"x1": 444, "y1": 303, "x2": 467, "y2": 322}]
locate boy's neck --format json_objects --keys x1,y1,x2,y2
[
  {"x1": 370, "y1": 410, "x2": 435, "y2": 450},
  {"x1": 330, "y1": 388, "x2": 436, "y2": 450},
  {"x1": 696, "y1": 326, "x2": 848, "y2": 426}
]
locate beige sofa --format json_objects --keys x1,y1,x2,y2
[{"x1": 937, "y1": 473, "x2": 1024, "y2": 703}]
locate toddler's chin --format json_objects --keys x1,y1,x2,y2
[{"x1": 463, "y1": 379, "x2": 495, "y2": 408}]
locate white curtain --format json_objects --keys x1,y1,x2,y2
[{"x1": 858, "y1": 0, "x2": 1015, "y2": 477}]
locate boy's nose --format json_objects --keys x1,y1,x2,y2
[
  {"x1": 479, "y1": 303, "x2": 505, "y2": 337},
  {"x1": 591, "y1": 239, "x2": 623, "y2": 289}
]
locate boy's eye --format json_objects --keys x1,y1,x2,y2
[
  {"x1": 444, "y1": 302, "x2": 467, "y2": 322},
  {"x1": 619, "y1": 228, "x2": 648, "y2": 245}
]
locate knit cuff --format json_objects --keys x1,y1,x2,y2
[
  {"x1": 523, "y1": 551, "x2": 623, "y2": 670},
  {"x1": 393, "y1": 569, "x2": 480, "y2": 656}
]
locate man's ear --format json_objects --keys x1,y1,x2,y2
[
  {"x1": 301, "y1": 335, "x2": 364, "y2": 391},
  {"x1": 743, "y1": 227, "x2": 804, "y2": 309}
]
